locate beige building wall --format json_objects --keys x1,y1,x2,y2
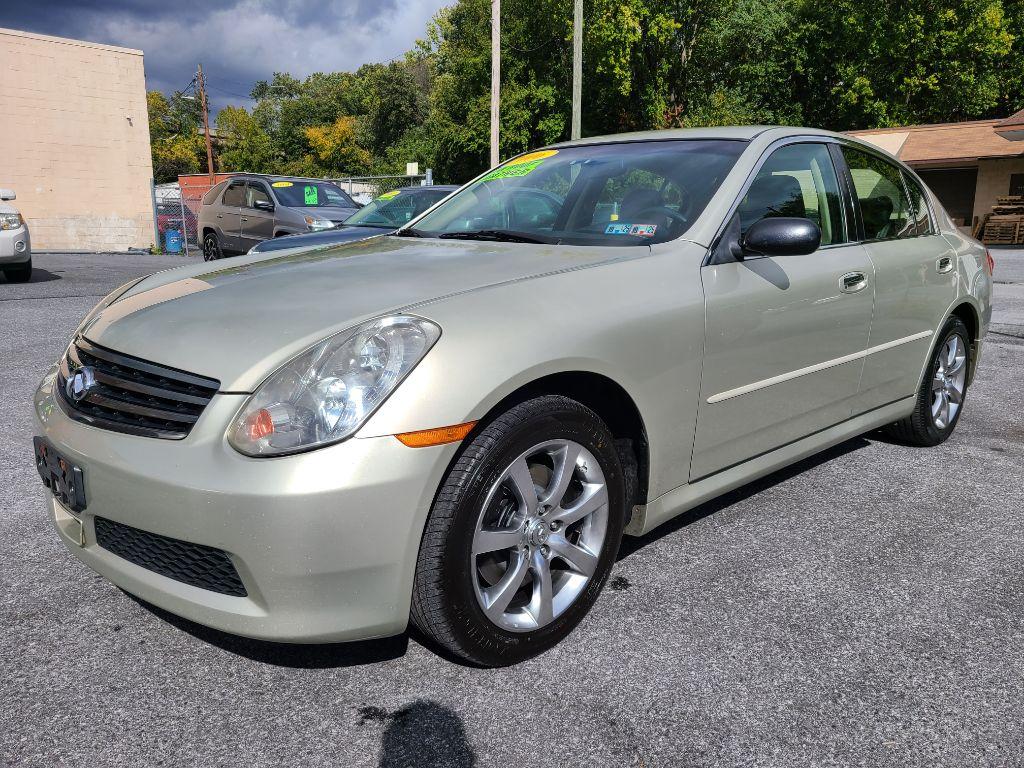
[
  {"x1": 973, "y1": 157, "x2": 1024, "y2": 222},
  {"x1": 0, "y1": 28, "x2": 155, "y2": 251}
]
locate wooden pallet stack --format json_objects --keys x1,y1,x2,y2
[{"x1": 980, "y1": 196, "x2": 1024, "y2": 245}]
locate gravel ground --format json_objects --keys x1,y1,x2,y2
[{"x1": 2, "y1": 251, "x2": 1023, "y2": 767}]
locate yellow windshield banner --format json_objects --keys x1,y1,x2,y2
[
  {"x1": 377, "y1": 189, "x2": 401, "y2": 201},
  {"x1": 271, "y1": 181, "x2": 293, "y2": 187}
]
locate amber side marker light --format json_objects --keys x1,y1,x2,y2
[{"x1": 395, "y1": 421, "x2": 477, "y2": 448}]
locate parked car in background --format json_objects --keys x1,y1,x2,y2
[
  {"x1": 0, "y1": 188, "x2": 31, "y2": 283},
  {"x1": 34, "y1": 127, "x2": 991, "y2": 666},
  {"x1": 248, "y1": 185, "x2": 459, "y2": 255},
  {"x1": 197, "y1": 175, "x2": 361, "y2": 261}
]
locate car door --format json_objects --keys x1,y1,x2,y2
[
  {"x1": 690, "y1": 141, "x2": 876, "y2": 481},
  {"x1": 239, "y1": 181, "x2": 276, "y2": 251},
  {"x1": 217, "y1": 180, "x2": 246, "y2": 253},
  {"x1": 839, "y1": 146, "x2": 959, "y2": 411}
]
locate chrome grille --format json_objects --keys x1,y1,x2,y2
[{"x1": 57, "y1": 337, "x2": 220, "y2": 439}]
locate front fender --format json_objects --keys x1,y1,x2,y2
[{"x1": 357, "y1": 246, "x2": 708, "y2": 500}]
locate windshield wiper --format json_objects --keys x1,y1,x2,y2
[
  {"x1": 393, "y1": 227, "x2": 424, "y2": 237},
  {"x1": 438, "y1": 229, "x2": 557, "y2": 244}
]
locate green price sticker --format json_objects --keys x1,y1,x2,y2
[{"x1": 304, "y1": 185, "x2": 318, "y2": 205}]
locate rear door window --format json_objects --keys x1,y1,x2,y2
[
  {"x1": 221, "y1": 182, "x2": 246, "y2": 208},
  {"x1": 842, "y1": 147, "x2": 915, "y2": 241},
  {"x1": 901, "y1": 172, "x2": 934, "y2": 236}
]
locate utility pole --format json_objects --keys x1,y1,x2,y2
[
  {"x1": 196, "y1": 64, "x2": 215, "y2": 183},
  {"x1": 490, "y1": 0, "x2": 500, "y2": 167},
  {"x1": 571, "y1": 0, "x2": 583, "y2": 140}
]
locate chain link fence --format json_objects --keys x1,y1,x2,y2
[
  {"x1": 153, "y1": 183, "x2": 194, "y2": 256},
  {"x1": 329, "y1": 174, "x2": 430, "y2": 206}
]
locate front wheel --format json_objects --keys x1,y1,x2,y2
[
  {"x1": 884, "y1": 316, "x2": 970, "y2": 446},
  {"x1": 202, "y1": 232, "x2": 222, "y2": 261},
  {"x1": 410, "y1": 395, "x2": 625, "y2": 666}
]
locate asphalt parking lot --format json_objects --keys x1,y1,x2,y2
[{"x1": 2, "y1": 249, "x2": 1023, "y2": 767}]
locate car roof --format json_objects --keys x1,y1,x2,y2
[
  {"x1": 545, "y1": 125, "x2": 845, "y2": 149},
  {"x1": 401, "y1": 185, "x2": 459, "y2": 193},
  {"x1": 230, "y1": 174, "x2": 347, "y2": 185}
]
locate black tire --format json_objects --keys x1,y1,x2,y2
[
  {"x1": 884, "y1": 316, "x2": 970, "y2": 446},
  {"x1": 3, "y1": 259, "x2": 32, "y2": 283},
  {"x1": 203, "y1": 232, "x2": 222, "y2": 261},
  {"x1": 410, "y1": 395, "x2": 626, "y2": 667}
]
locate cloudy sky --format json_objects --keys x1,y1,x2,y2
[{"x1": 3, "y1": 0, "x2": 451, "y2": 112}]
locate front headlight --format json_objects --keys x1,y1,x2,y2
[
  {"x1": 304, "y1": 215, "x2": 334, "y2": 231},
  {"x1": 228, "y1": 315, "x2": 440, "y2": 457},
  {"x1": 0, "y1": 213, "x2": 21, "y2": 230}
]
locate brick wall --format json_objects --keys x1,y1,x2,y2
[{"x1": 0, "y1": 28, "x2": 155, "y2": 251}]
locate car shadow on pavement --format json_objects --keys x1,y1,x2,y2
[
  {"x1": 617, "y1": 436, "x2": 871, "y2": 560},
  {"x1": 1, "y1": 268, "x2": 61, "y2": 284},
  {"x1": 374, "y1": 700, "x2": 476, "y2": 767},
  {"x1": 125, "y1": 592, "x2": 410, "y2": 668}
]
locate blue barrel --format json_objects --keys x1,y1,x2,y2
[{"x1": 165, "y1": 229, "x2": 182, "y2": 253}]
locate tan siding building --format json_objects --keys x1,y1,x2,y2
[
  {"x1": 849, "y1": 116, "x2": 1024, "y2": 235},
  {"x1": 0, "y1": 28, "x2": 155, "y2": 251}
]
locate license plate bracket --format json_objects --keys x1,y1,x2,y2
[{"x1": 33, "y1": 437, "x2": 87, "y2": 513}]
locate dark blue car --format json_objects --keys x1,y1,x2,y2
[{"x1": 248, "y1": 185, "x2": 459, "y2": 254}]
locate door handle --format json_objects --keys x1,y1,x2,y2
[
  {"x1": 936, "y1": 256, "x2": 953, "y2": 274},
  {"x1": 216, "y1": 214, "x2": 223, "y2": 219},
  {"x1": 241, "y1": 217, "x2": 248, "y2": 222},
  {"x1": 840, "y1": 271, "x2": 868, "y2": 293}
]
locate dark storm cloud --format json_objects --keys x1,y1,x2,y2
[{"x1": 2, "y1": 0, "x2": 448, "y2": 111}]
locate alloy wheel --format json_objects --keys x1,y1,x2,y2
[
  {"x1": 203, "y1": 235, "x2": 219, "y2": 261},
  {"x1": 471, "y1": 439, "x2": 609, "y2": 632},
  {"x1": 931, "y1": 333, "x2": 967, "y2": 429}
]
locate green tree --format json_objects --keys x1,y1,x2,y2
[
  {"x1": 794, "y1": 0, "x2": 1013, "y2": 129},
  {"x1": 215, "y1": 105, "x2": 276, "y2": 173},
  {"x1": 147, "y1": 90, "x2": 204, "y2": 182}
]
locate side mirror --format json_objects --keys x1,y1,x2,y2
[
  {"x1": 254, "y1": 200, "x2": 275, "y2": 212},
  {"x1": 0, "y1": 189, "x2": 16, "y2": 201},
  {"x1": 739, "y1": 217, "x2": 821, "y2": 258}
]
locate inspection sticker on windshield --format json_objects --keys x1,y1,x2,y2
[
  {"x1": 605, "y1": 223, "x2": 658, "y2": 236},
  {"x1": 271, "y1": 181, "x2": 293, "y2": 187},
  {"x1": 304, "y1": 185, "x2": 318, "y2": 205},
  {"x1": 377, "y1": 189, "x2": 401, "y2": 201},
  {"x1": 481, "y1": 149, "x2": 558, "y2": 182},
  {"x1": 605, "y1": 223, "x2": 632, "y2": 235}
]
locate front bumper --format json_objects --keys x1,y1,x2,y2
[
  {"x1": 0, "y1": 224, "x2": 31, "y2": 263},
  {"x1": 33, "y1": 367, "x2": 457, "y2": 642}
]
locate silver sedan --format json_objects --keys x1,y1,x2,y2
[{"x1": 33, "y1": 127, "x2": 992, "y2": 666}]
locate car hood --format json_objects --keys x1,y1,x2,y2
[
  {"x1": 313, "y1": 205, "x2": 360, "y2": 221},
  {"x1": 251, "y1": 225, "x2": 388, "y2": 254},
  {"x1": 81, "y1": 235, "x2": 637, "y2": 391}
]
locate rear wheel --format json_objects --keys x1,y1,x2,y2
[
  {"x1": 203, "y1": 232, "x2": 222, "y2": 261},
  {"x1": 885, "y1": 316, "x2": 970, "y2": 446},
  {"x1": 410, "y1": 395, "x2": 625, "y2": 666},
  {"x1": 2, "y1": 258, "x2": 32, "y2": 283}
]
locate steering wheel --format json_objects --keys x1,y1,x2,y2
[{"x1": 631, "y1": 205, "x2": 690, "y2": 230}]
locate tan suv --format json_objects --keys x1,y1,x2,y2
[{"x1": 197, "y1": 175, "x2": 360, "y2": 260}]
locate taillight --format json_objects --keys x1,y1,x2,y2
[{"x1": 985, "y1": 249, "x2": 995, "y2": 277}]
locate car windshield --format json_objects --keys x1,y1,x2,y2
[
  {"x1": 344, "y1": 188, "x2": 450, "y2": 228},
  {"x1": 410, "y1": 140, "x2": 745, "y2": 246},
  {"x1": 271, "y1": 181, "x2": 354, "y2": 208}
]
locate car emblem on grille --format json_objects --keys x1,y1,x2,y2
[{"x1": 66, "y1": 366, "x2": 97, "y2": 402}]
